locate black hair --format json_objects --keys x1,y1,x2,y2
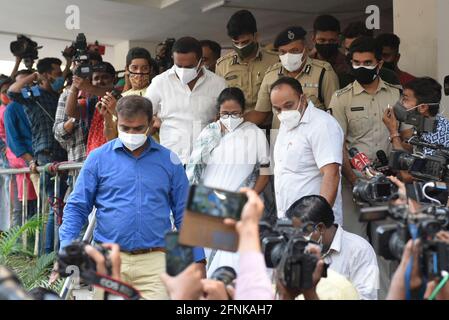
[
  {"x1": 227, "y1": 10, "x2": 257, "y2": 39},
  {"x1": 286, "y1": 195, "x2": 335, "y2": 228},
  {"x1": 217, "y1": 87, "x2": 246, "y2": 112},
  {"x1": 94, "y1": 61, "x2": 116, "y2": 77},
  {"x1": 200, "y1": 40, "x2": 222, "y2": 60},
  {"x1": 172, "y1": 37, "x2": 203, "y2": 61},
  {"x1": 270, "y1": 77, "x2": 304, "y2": 96},
  {"x1": 313, "y1": 14, "x2": 341, "y2": 33},
  {"x1": 15, "y1": 69, "x2": 34, "y2": 77},
  {"x1": 117, "y1": 95, "x2": 153, "y2": 122},
  {"x1": 349, "y1": 36, "x2": 382, "y2": 61},
  {"x1": 36, "y1": 58, "x2": 62, "y2": 74},
  {"x1": 404, "y1": 77, "x2": 442, "y2": 116},
  {"x1": 126, "y1": 47, "x2": 152, "y2": 68},
  {"x1": 342, "y1": 21, "x2": 374, "y2": 39},
  {"x1": 376, "y1": 33, "x2": 401, "y2": 53}
]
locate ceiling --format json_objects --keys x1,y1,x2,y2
[{"x1": 0, "y1": 0, "x2": 393, "y2": 46}]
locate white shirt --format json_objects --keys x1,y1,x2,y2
[
  {"x1": 203, "y1": 121, "x2": 272, "y2": 192},
  {"x1": 145, "y1": 66, "x2": 227, "y2": 164},
  {"x1": 274, "y1": 102, "x2": 344, "y2": 225},
  {"x1": 325, "y1": 225, "x2": 379, "y2": 300}
]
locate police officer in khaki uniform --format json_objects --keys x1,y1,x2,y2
[
  {"x1": 216, "y1": 10, "x2": 278, "y2": 113},
  {"x1": 246, "y1": 26, "x2": 340, "y2": 129},
  {"x1": 329, "y1": 37, "x2": 412, "y2": 299}
]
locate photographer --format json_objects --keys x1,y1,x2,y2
[
  {"x1": 383, "y1": 77, "x2": 448, "y2": 156},
  {"x1": 8, "y1": 57, "x2": 69, "y2": 253},
  {"x1": 54, "y1": 62, "x2": 116, "y2": 162},
  {"x1": 286, "y1": 195, "x2": 379, "y2": 300}
]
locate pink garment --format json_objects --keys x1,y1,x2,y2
[
  {"x1": 235, "y1": 251, "x2": 274, "y2": 300},
  {"x1": 0, "y1": 104, "x2": 37, "y2": 201}
]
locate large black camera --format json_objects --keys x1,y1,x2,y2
[
  {"x1": 365, "y1": 202, "x2": 449, "y2": 278},
  {"x1": 10, "y1": 35, "x2": 42, "y2": 69},
  {"x1": 260, "y1": 219, "x2": 327, "y2": 290},
  {"x1": 57, "y1": 240, "x2": 111, "y2": 277},
  {"x1": 390, "y1": 148, "x2": 449, "y2": 183},
  {"x1": 71, "y1": 33, "x2": 106, "y2": 79},
  {"x1": 353, "y1": 174, "x2": 398, "y2": 206}
]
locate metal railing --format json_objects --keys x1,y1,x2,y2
[{"x1": 0, "y1": 162, "x2": 84, "y2": 255}]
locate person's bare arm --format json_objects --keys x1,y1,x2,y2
[
  {"x1": 98, "y1": 102, "x2": 118, "y2": 141},
  {"x1": 10, "y1": 56, "x2": 22, "y2": 79},
  {"x1": 9, "y1": 72, "x2": 38, "y2": 93},
  {"x1": 65, "y1": 86, "x2": 80, "y2": 118},
  {"x1": 320, "y1": 163, "x2": 341, "y2": 207},
  {"x1": 253, "y1": 174, "x2": 270, "y2": 194},
  {"x1": 244, "y1": 111, "x2": 270, "y2": 126}
]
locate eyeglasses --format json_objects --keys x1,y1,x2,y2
[{"x1": 220, "y1": 112, "x2": 242, "y2": 119}]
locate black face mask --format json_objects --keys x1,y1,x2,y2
[
  {"x1": 352, "y1": 66, "x2": 379, "y2": 85},
  {"x1": 315, "y1": 43, "x2": 339, "y2": 59},
  {"x1": 383, "y1": 61, "x2": 396, "y2": 71},
  {"x1": 393, "y1": 101, "x2": 409, "y2": 122}
]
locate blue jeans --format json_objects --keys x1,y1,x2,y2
[{"x1": 37, "y1": 152, "x2": 68, "y2": 254}]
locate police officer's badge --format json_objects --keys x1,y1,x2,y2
[{"x1": 287, "y1": 31, "x2": 295, "y2": 40}]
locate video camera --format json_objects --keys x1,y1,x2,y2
[
  {"x1": 10, "y1": 35, "x2": 42, "y2": 70},
  {"x1": 57, "y1": 240, "x2": 141, "y2": 300},
  {"x1": 361, "y1": 193, "x2": 449, "y2": 278},
  {"x1": 155, "y1": 38, "x2": 175, "y2": 73},
  {"x1": 70, "y1": 33, "x2": 106, "y2": 79},
  {"x1": 260, "y1": 219, "x2": 327, "y2": 290}
]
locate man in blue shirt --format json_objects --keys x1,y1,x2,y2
[{"x1": 59, "y1": 95, "x2": 205, "y2": 299}]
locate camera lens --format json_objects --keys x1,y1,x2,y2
[{"x1": 210, "y1": 266, "x2": 237, "y2": 286}]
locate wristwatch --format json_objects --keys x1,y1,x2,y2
[{"x1": 389, "y1": 132, "x2": 401, "y2": 143}]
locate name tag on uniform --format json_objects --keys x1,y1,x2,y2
[
  {"x1": 303, "y1": 83, "x2": 319, "y2": 88},
  {"x1": 225, "y1": 75, "x2": 238, "y2": 81},
  {"x1": 350, "y1": 107, "x2": 365, "y2": 112}
]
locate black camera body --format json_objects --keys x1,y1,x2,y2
[
  {"x1": 57, "y1": 240, "x2": 111, "y2": 277},
  {"x1": 10, "y1": 35, "x2": 41, "y2": 69},
  {"x1": 353, "y1": 174, "x2": 398, "y2": 206},
  {"x1": 71, "y1": 33, "x2": 106, "y2": 79},
  {"x1": 260, "y1": 219, "x2": 325, "y2": 290}
]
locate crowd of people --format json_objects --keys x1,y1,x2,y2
[{"x1": 1, "y1": 9, "x2": 449, "y2": 301}]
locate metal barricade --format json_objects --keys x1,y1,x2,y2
[{"x1": 0, "y1": 163, "x2": 84, "y2": 255}]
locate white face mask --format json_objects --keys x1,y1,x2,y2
[
  {"x1": 118, "y1": 128, "x2": 148, "y2": 151},
  {"x1": 175, "y1": 60, "x2": 201, "y2": 85},
  {"x1": 279, "y1": 51, "x2": 304, "y2": 72},
  {"x1": 220, "y1": 116, "x2": 244, "y2": 132},
  {"x1": 278, "y1": 98, "x2": 304, "y2": 131}
]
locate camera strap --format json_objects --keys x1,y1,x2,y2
[{"x1": 81, "y1": 270, "x2": 141, "y2": 300}]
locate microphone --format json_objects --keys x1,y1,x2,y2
[
  {"x1": 376, "y1": 150, "x2": 389, "y2": 167},
  {"x1": 349, "y1": 148, "x2": 372, "y2": 172}
]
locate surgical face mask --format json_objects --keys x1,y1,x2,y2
[
  {"x1": 118, "y1": 128, "x2": 149, "y2": 151},
  {"x1": 129, "y1": 72, "x2": 150, "y2": 89},
  {"x1": 279, "y1": 51, "x2": 304, "y2": 72},
  {"x1": 175, "y1": 60, "x2": 201, "y2": 86},
  {"x1": 50, "y1": 76, "x2": 65, "y2": 92},
  {"x1": 278, "y1": 98, "x2": 304, "y2": 131},
  {"x1": 220, "y1": 116, "x2": 244, "y2": 132},
  {"x1": 315, "y1": 43, "x2": 339, "y2": 59},
  {"x1": 352, "y1": 64, "x2": 379, "y2": 85},
  {"x1": 233, "y1": 41, "x2": 257, "y2": 59},
  {"x1": 393, "y1": 100, "x2": 440, "y2": 122}
]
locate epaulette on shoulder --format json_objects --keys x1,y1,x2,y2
[
  {"x1": 384, "y1": 81, "x2": 403, "y2": 91},
  {"x1": 264, "y1": 62, "x2": 282, "y2": 75},
  {"x1": 216, "y1": 52, "x2": 234, "y2": 66},
  {"x1": 310, "y1": 58, "x2": 333, "y2": 71},
  {"x1": 335, "y1": 83, "x2": 353, "y2": 97}
]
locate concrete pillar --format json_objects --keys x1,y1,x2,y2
[{"x1": 394, "y1": 0, "x2": 449, "y2": 113}]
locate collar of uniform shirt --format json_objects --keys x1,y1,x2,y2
[
  {"x1": 324, "y1": 224, "x2": 343, "y2": 256},
  {"x1": 353, "y1": 77, "x2": 389, "y2": 96}
]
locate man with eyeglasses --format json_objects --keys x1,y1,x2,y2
[
  {"x1": 270, "y1": 77, "x2": 344, "y2": 224},
  {"x1": 383, "y1": 77, "x2": 448, "y2": 156},
  {"x1": 286, "y1": 195, "x2": 379, "y2": 300}
]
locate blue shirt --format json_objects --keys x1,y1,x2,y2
[
  {"x1": 421, "y1": 114, "x2": 449, "y2": 155},
  {"x1": 4, "y1": 101, "x2": 33, "y2": 157},
  {"x1": 8, "y1": 88, "x2": 66, "y2": 160},
  {"x1": 59, "y1": 137, "x2": 205, "y2": 260}
]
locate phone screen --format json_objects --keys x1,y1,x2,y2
[
  {"x1": 165, "y1": 232, "x2": 194, "y2": 276},
  {"x1": 187, "y1": 185, "x2": 247, "y2": 220}
]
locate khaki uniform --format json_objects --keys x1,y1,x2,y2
[
  {"x1": 216, "y1": 47, "x2": 279, "y2": 112},
  {"x1": 329, "y1": 79, "x2": 404, "y2": 300},
  {"x1": 255, "y1": 56, "x2": 340, "y2": 129}
]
